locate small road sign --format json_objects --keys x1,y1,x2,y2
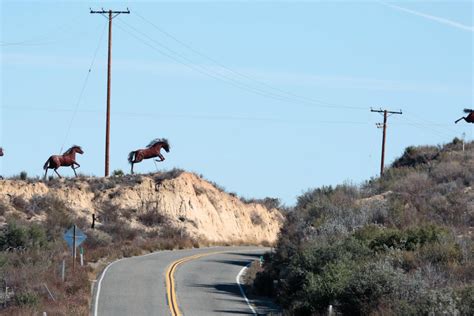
[{"x1": 63, "y1": 226, "x2": 87, "y2": 249}]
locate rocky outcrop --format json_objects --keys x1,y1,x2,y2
[{"x1": 0, "y1": 172, "x2": 283, "y2": 244}]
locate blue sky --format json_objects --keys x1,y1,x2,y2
[{"x1": 1, "y1": 1, "x2": 472, "y2": 204}]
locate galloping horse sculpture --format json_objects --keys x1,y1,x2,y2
[
  {"x1": 43, "y1": 145, "x2": 84, "y2": 179},
  {"x1": 128, "y1": 138, "x2": 170, "y2": 174},
  {"x1": 455, "y1": 109, "x2": 474, "y2": 124}
]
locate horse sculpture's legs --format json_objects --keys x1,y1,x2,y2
[
  {"x1": 44, "y1": 169, "x2": 48, "y2": 180},
  {"x1": 155, "y1": 153, "x2": 165, "y2": 162},
  {"x1": 72, "y1": 162, "x2": 80, "y2": 177},
  {"x1": 54, "y1": 169, "x2": 62, "y2": 178},
  {"x1": 130, "y1": 163, "x2": 134, "y2": 175},
  {"x1": 455, "y1": 117, "x2": 465, "y2": 124}
]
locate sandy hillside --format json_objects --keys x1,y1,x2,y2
[{"x1": 0, "y1": 171, "x2": 283, "y2": 244}]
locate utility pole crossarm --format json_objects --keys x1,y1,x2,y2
[
  {"x1": 371, "y1": 108, "x2": 403, "y2": 115},
  {"x1": 90, "y1": 9, "x2": 130, "y2": 14}
]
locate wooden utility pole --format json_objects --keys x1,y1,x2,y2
[
  {"x1": 90, "y1": 8, "x2": 130, "y2": 176},
  {"x1": 371, "y1": 108, "x2": 402, "y2": 176}
]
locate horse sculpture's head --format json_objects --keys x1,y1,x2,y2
[
  {"x1": 67, "y1": 145, "x2": 84, "y2": 155},
  {"x1": 0, "y1": 147, "x2": 3, "y2": 157},
  {"x1": 148, "y1": 138, "x2": 170, "y2": 152},
  {"x1": 162, "y1": 140, "x2": 170, "y2": 153}
]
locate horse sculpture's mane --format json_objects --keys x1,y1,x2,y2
[
  {"x1": 64, "y1": 145, "x2": 81, "y2": 154},
  {"x1": 147, "y1": 138, "x2": 169, "y2": 148},
  {"x1": 464, "y1": 108, "x2": 474, "y2": 114}
]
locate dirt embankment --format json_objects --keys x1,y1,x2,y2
[{"x1": 0, "y1": 171, "x2": 283, "y2": 244}]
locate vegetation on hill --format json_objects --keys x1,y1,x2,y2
[
  {"x1": 0, "y1": 169, "x2": 279, "y2": 315},
  {"x1": 0, "y1": 170, "x2": 196, "y2": 314},
  {"x1": 253, "y1": 139, "x2": 473, "y2": 315}
]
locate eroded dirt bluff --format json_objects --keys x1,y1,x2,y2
[{"x1": 0, "y1": 172, "x2": 284, "y2": 244}]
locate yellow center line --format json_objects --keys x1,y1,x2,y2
[{"x1": 166, "y1": 251, "x2": 223, "y2": 316}]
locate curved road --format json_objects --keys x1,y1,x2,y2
[{"x1": 93, "y1": 246, "x2": 269, "y2": 316}]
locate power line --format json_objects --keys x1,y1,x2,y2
[
  {"x1": 2, "y1": 105, "x2": 369, "y2": 125},
  {"x1": 117, "y1": 17, "x2": 366, "y2": 111},
  {"x1": 115, "y1": 19, "x2": 320, "y2": 106},
  {"x1": 59, "y1": 21, "x2": 108, "y2": 154},
  {"x1": 133, "y1": 10, "x2": 365, "y2": 111}
]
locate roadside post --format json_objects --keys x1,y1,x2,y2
[
  {"x1": 80, "y1": 247, "x2": 84, "y2": 266},
  {"x1": 63, "y1": 225, "x2": 87, "y2": 273}
]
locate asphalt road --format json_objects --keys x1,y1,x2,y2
[{"x1": 94, "y1": 246, "x2": 269, "y2": 316}]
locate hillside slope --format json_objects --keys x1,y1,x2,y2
[
  {"x1": 253, "y1": 139, "x2": 473, "y2": 315},
  {"x1": 0, "y1": 171, "x2": 283, "y2": 244}
]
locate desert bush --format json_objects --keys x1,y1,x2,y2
[
  {"x1": 138, "y1": 209, "x2": 166, "y2": 227},
  {"x1": 19, "y1": 171, "x2": 28, "y2": 181},
  {"x1": 83, "y1": 229, "x2": 112, "y2": 248},
  {"x1": 339, "y1": 260, "x2": 425, "y2": 315},
  {"x1": 112, "y1": 169, "x2": 124, "y2": 177},
  {"x1": 14, "y1": 291, "x2": 39, "y2": 307},
  {"x1": 193, "y1": 184, "x2": 206, "y2": 196},
  {"x1": 11, "y1": 196, "x2": 28, "y2": 212},
  {"x1": 455, "y1": 285, "x2": 474, "y2": 316},
  {"x1": 154, "y1": 168, "x2": 184, "y2": 184},
  {"x1": 392, "y1": 145, "x2": 439, "y2": 168},
  {"x1": 0, "y1": 222, "x2": 47, "y2": 251},
  {"x1": 101, "y1": 219, "x2": 138, "y2": 241},
  {"x1": 418, "y1": 241, "x2": 462, "y2": 265},
  {"x1": 242, "y1": 197, "x2": 282, "y2": 210},
  {"x1": 253, "y1": 141, "x2": 473, "y2": 315},
  {"x1": 0, "y1": 200, "x2": 9, "y2": 216},
  {"x1": 250, "y1": 211, "x2": 264, "y2": 226}
]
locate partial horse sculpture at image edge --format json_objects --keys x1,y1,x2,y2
[{"x1": 455, "y1": 109, "x2": 474, "y2": 124}]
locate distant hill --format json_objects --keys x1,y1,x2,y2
[{"x1": 253, "y1": 139, "x2": 473, "y2": 315}]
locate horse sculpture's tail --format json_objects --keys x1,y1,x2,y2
[
  {"x1": 128, "y1": 151, "x2": 136, "y2": 164},
  {"x1": 43, "y1": 157, "x2": 51, "y2": 170}
]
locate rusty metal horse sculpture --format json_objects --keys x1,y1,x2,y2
[
  {"x1": 43, "y1": 145, "x2": 84, "y2": 179},
  {"x1": 128, "y1": 138, "x2": 170, "y2": 174},
  {"x1": 455, "y1": 109, "x2": 474, "y2": 124}
]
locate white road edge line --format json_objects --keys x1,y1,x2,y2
[
  {"x1": 93, "y1": 247, "x2": 265, "y2": 316},
  {"x1": 93, "y1": 257, "x2": 124, "y2": 316},
  {"x1": 92, "y1": 250, "x2": 167, "y2": 316},
  {"x1": 236, "y1": 263, "x2": 257, "y2": 316}
]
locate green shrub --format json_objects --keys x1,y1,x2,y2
[
  {"x1": 138, "y1": 209, "x2": 166, "y2": 227},
  {"x1": 19, "y1": 171, "x2": 28, "y2": 180},
  {"x1": 455, "y1": 285, "x2": 474, "y2": 316},
  {"x1": 250, "y1": 211, "x2": 264, "y2": 226},
  {"x1": 14, "y1": 291, "x2": 39, "y2": 307},
  {"x1": 112, "y1": 169, "x2": 124, "y2": 177},
  {"x1": 0, "y1": 222, "x2": 48, "y2": 251}
]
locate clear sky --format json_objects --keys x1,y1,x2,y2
[{"x1": 1, "y1": 1, "x2": 472, "y2": 205}]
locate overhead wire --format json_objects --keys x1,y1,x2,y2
[
  {"x1": 116, "y1": 16, "x2": 366, "y2": 111},
  {"x1": 114, "y1": 19, "x2": 326, "y2": 107},
  {"x1": 1, "y1": 16, "x2": 91, "y2": 47},
  {"x1": 2, "y1": 105, "x2": 369, "y2": 126},
  {"x1": 392, "y1": 115, "x2": 455, "y2": 139},
  {"x1": 133, "y1": 10, "x2": 365, "y2": 110},
  {"x1": 59, "y1": 21, "x2": 108, "y2": 154}
]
